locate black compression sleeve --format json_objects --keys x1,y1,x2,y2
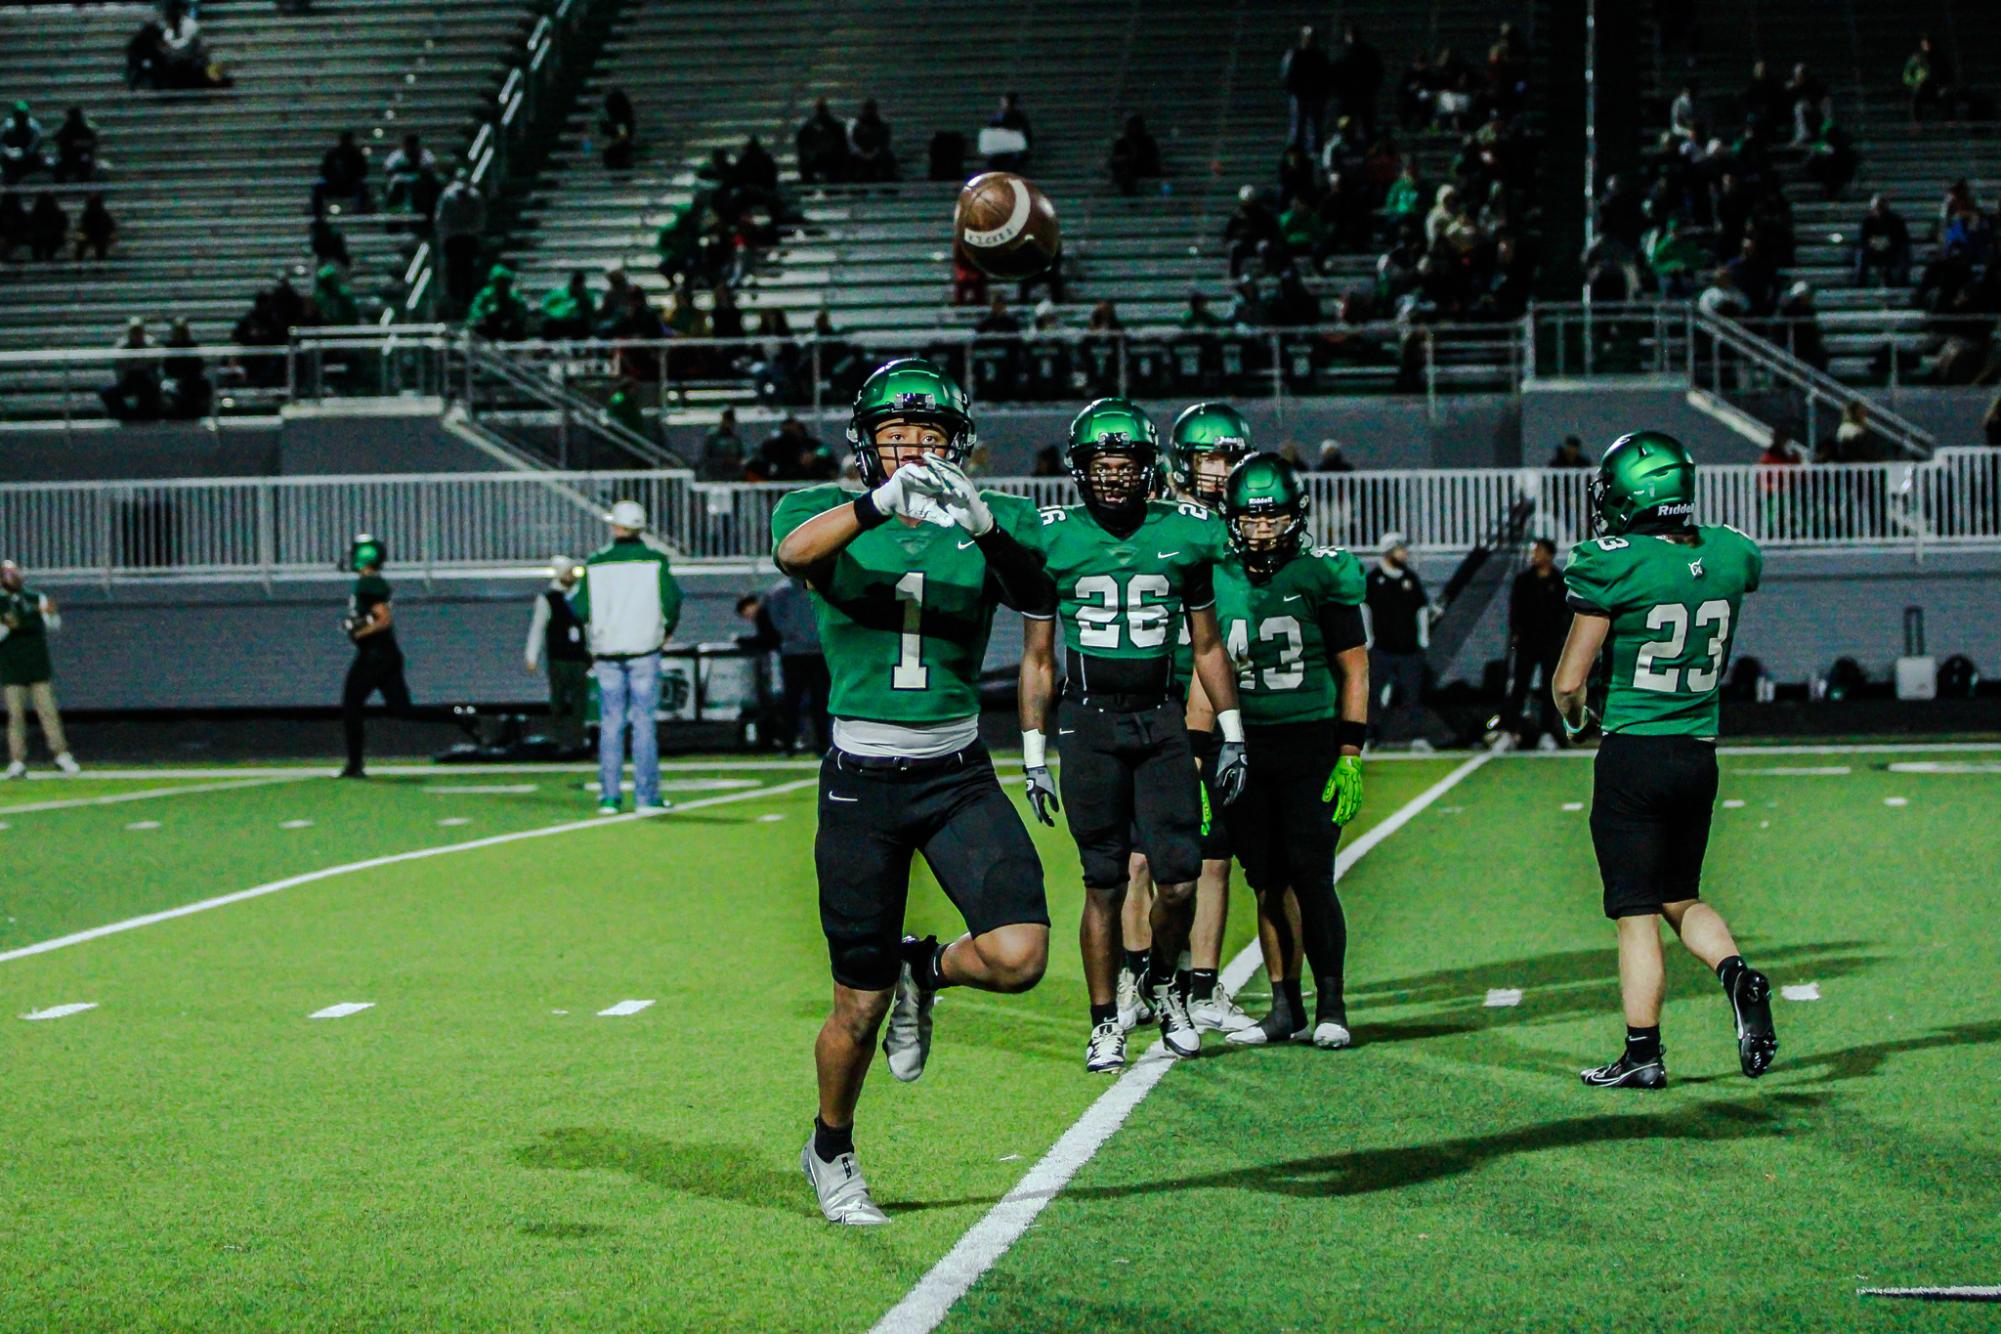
[
  {"x1": 1317, "y1": 601, "x2": 1367, "y2": 655},
  {"x1": 976, "y1": 525, "x2": 1057, "y2": 616},
  {"x1": 1183, "y1": 561, "x2": 1215, "y2": 609}
]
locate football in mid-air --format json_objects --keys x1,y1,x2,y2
[{"x1": 954, "y1": 171, "x2": 1060, "y2": 280}]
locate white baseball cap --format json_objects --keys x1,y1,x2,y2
[{"x1": 607, "y1": 499, "x2": 648, "y2": 529}]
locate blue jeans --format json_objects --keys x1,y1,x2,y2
[{"x1": 594, "y1": 654, "x2": 661, "y2": 807}]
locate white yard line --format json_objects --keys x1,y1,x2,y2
[
  {"x1": 308, "y1": 1002, "x2": 374, "y2": 1020},
  {"x1": 1858, "y1": 1286, "x2": 2001, "y2": 1302},
  {"x1": 869, "y1": 752, "x2": 1493, "y2": 1334},
  {"x1": 0, "y1": 774, "x2": 313, "y2": 816},
  {"x1": 0, "y1": 777, "x2": 818, "y2": 968}
]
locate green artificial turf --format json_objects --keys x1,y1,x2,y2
[{"x1": 2, "y1": 751, "x2": 1996, "y2": 1332}]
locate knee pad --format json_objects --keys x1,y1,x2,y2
[{"x1": 826, "y1": 934, "x2": 899, "y2": 992}]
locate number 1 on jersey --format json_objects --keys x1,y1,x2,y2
[{"x1": 893, "y1": 571, "x2": 928, "y2": 690}]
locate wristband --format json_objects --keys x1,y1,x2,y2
[
  {"x1": 1022, "y1": 728, "x2": 1047, "y2": 768},
  {"x1": 852, "y1": 490, "x2": 890, "y2": 530},
  {"x1": 1563, "y1": 708, "x2": 1595, "y2": 737},
  {"x1": 1337, "y1": 719, "x2": 1367, "y2": 751},
  {"x1": 1215, "y1": 708, "x2": 1244, "y2": 744}
]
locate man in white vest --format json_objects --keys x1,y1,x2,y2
[{"x1": 572, "y1": 501, "x2": 681, "y2": 814}]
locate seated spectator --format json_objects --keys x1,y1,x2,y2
[
  {"x1": 1278, "y1": 192, "x2": 1329, "y2": 265},
  {"x1": 1276, "y1": 144, "x2": 1318, "y2": 208},
  {"x1": 1424, "y1": 184, "x2": 1461, "y2": 247},
  {"x1": 1087, "y1": 300, "x2": 1123, "y2": 333},
  {"x1": 748, "y1": 309, "x2": 804, "y2": 403},
  {"x1": 1550, "y1": 435, "x2": 1590, "y2": 468},
  {"x1": 710, "y1": 283, "x2": 745, "y2": 341},
  {"x1": 604, "y1": 287, "x2": 666, "y2": 382},
  {"x1": 27, "y1": 190, "x2": 65, "y2": 261},
  {"x1": 267, "y1": 272, "x2": 308, "y2": 332},
  {"x1": 313, "y1": 130, "x2": 371, "y2": 218},
  {"x1": 466, "y1": 264, "x2": 529, "y2": 340},
  {"x1": 0, "y1": 104, "x2": 48, "y2": 186},
  {"x1": 1775, "y1": 282, "x2": 1828, "y2": 370},
  {"x1": 975, "y1": 294, "x2": 1020, "y2": 335},
  {"x1": 653, "y1": 201, "x2": 709, "y2": 288},
  {"x1": 605, "y1": 377, "x2": 647, "y2": 438},
  {"x1": 1669, "y1": 83, "x2": 1698, "y2": 140},
  {"x1": 1726, "y1": 235, "x2": 1781, "y2": 315},
  {"x1": 846, "y1": 99, "x2": 897, "y2": 182},
  {"x1": 1317, "y1": 170, "x2": 1371, "y2": 254},
  {"x1": 1180, "y1": 290, "x2": 1228, "y2": 329},
  {"x1": 310, "y1": 261, "x2": 360, "y2": 326},
  {"x1": 984, "y1": 93, "x2": 1032, "y2": 172},
  {"x1": 1642, "y1": 216, "x2": 1709, "y2": 297},
  {"x1": 1785, "y1": 63, "x2": 1829, "y2": 146},
  {"x1": 1383, "y1": 162, "x2": 1423, "y2": 231},
  {"x1": 51, "y1": 107, "x2": 99, "y2": 184},
  {"x1": 540, "y1": 270, "x2": 596, "y2": 340},
  {"x1": 1224, "y1": 185, "x2": 1281, "y2": 277},
  {"x1": 702, "y1": 407, "x2": 747, "y2": 480},
  {"x1": 144, "y1": 0, "x2": 228, "y2": 90},
  {"x1": 160, "y1": 317, "x2": 211, "y2": 419},
  {"x1": 310, "y1": 217, "x2": 352, "y2": 274},
  {"x1": 75, "y1": 192, "x2": 115, "y2": 260},
  {"x1": 383, "y1": 133, "x2": 441, "y2": 219},
  {"x1": 1904, "y1": 34, "x2": 1951, "y2": 125},
  {"x1": 795, "y1": 98, "x2": 848, "y2": 184},
  {"x1": 1107, "y1": 114, "x2": 1160, "y2": 194},
  {"x1": 1314, "y1": 438, "x2": 1354, "y2": 472},
  {"x1": 736, "y1": 135, "x2": 779, "y2": 195},
  {"x1": 1236, "y1": 241, "x2": 1317, "y2": 327},
  {"x1": 1697, "y1": 266, "x2": 1748, "y2": 319},
  {"x1": 1855, "y1": 194, "x2": 1912, "y2": 287},
  {"x1": 757, "y1": 416, "x2": 822, "y2": 480},
  {"x1": 1803, "y1": 119, "x2": 1857, "y2": 198},
  {"x1": 101, "y1": 318, "x2": 161, "y2": 421},
  {"x1": 231, "y1": 288, "x2": 288, "y2": 385},
  {"x1": 810, "y1": 309, "x2": 863, "y2": 396},
  {"x1": 0, "y1": 189, "x2": 27, "y2": 261},
  {"x1": 599, "y1": 89, "x2": 636, "y2": 171}
]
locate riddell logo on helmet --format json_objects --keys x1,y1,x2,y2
[{"x1": 1654, "y1": 502, "x2": 1694, "y2": 516}]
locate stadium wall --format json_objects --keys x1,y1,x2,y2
[
  {"x1": 37, "y1": 552, "x2": 2001, "y2": 714},
  {"x1": 0, "y1": 413, "x2": 509, "y2": 483}
]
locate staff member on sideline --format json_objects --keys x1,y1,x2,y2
[
  {"x1": 339, "y1": 534, "x2": 411, "y2": 779},
  {"x1": 573, "y1": 500, "x2": 681, "y2": 815},
  {"x1": 1506, "y1": 537, "x2": 1569, "y2": 749},
  {"x1": 0, "y1": 559, "x2": 81, "y2": 779},
  {"x1": 524, "y1": 554, "x2": 590, "y2": 756},
  {"x1": 1363, "y1": 530, "x2": 1431, "y2": 749}
]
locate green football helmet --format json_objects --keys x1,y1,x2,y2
[
  {"x1": 845, "y1": 357, "x2": 977, "y2": 486},
  {"x1": 1067, "y1": 397, "x2": 1159, "y2": 515},
  {"x1": 1222, "y1": 452, "x2": 1312, "y2": 577},
  {"x1": 1591, "y1": 431, "x2": 1698, "y2": 536},
  {"x1": 1167, "y1": 402, "x2": 1253, "y2": 506},
  {"x1": 348, "y1": 532, "x2": 387, "y2": 571}
]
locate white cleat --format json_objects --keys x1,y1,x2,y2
[
  {"x1": 882, "y1": 957, "x2": 935, "y2": 1083},
  {"x1": 801, "y1": 1140, "x2": 891, "y2": 1226},
  {"x1": 1225, "y1": 1011, "x2": 1310, "y2": 1046},
  {"x1": 634, "y1": 801, "x2": 672, "y2": 815},
  {"x1": 1115, "y1": 966, "x2": 1153, "y2": 1032},
  {"x1": 2, "y1": 760, "x2": 25, "y2": 780},
  {"x1": 1153, "y1": 981, "x2": 1202, "y2": 1058},
  {"x1": 53, "y1": 752, "x2": 81, "y2": 775},
  {"x1": 1312, "y1": 1021, "x2": 1353, "y2": 1050},
  {"x1": 1409, "y1": 738, "x2": 1435, "y2": 754},
  {"x1": 1191, "y1": 983, "x2": 1256, "y2": 1034},
  {"x1": 1085, "y1": 1020, "x2": 1126, "y2": 1073},
  {"x1": 1536, "y1": 733, "x2": 1560, "y2": 753}
]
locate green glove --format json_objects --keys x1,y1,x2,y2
[{"x1": 1323, "y1": 755, "x2": 1363, "y2": 827}]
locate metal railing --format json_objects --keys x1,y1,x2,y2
[{"x1": 7, "y1": 455, "x2": 1996, "y2": 582}]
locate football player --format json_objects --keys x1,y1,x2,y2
[
  {"x1": 1193, "y1": 453, "x2": 1370, "y2": 1048},
  {"x1": 773, "y1": 359, "x2": 1057, "y2": 1224},
  {"x1": 1018, "y1": 398, "x2": 1248, "y2": 1073},
  {"x1": 1552, "y1": 431, "x2": 1777, "y2": 1089},
  {"x1": 338, "y1": 534, "x2": 411, "y2": 780}
]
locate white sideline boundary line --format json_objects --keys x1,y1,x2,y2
[
  {"x1": 868, "y1": 752, "x2": 1494, "y2": 1334},
  {"x1": 0, "y1": 775, "x2": 313, "y2": 816},
  {"x1": 1858, "y1": 1286, "x2": 2001, "y2": 1302},
  {"x1": 0, "y1": 777, "x2": 817, "y2": 967}
]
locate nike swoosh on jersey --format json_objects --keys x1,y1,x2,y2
[
  {"x1": 957, "y1": 539, "x2": 977, "y2": 550},
  {"x1": 1156, "y1": 550, "x2": 1181, "y2": 559},
  {"x1": 828, "y1": 794, "x2": 859, "y2": 803},
  {"x1": 1283, "y1": 594, "x2": 1303, "y2": 601},
  {"x1": 1058, "y1": 729, "x2": 1075, "y2": 735}
]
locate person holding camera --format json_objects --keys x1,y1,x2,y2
[{"x1": 524, "y1": 555, "x2": 590, "y2": 756}]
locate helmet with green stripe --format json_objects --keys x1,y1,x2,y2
[
  {"x1": 1166, "y1": 401, "x2": 1253, "y2": 506},
  {"x1": 1066, "y1": 397, "x2": 1158, "y2": 516},
  {"x1": 1222, "y1": 452, "x2": 1312, "y2": 577},
  {"x1": 1591, "y1": 431, "x2": 1697, "y2": 536},
  {"x1": 845, "y1": 357, "x2": 977, "y2": 487}
]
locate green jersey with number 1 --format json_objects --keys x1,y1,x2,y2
[
  {"x1": 770, "y1": 483, "x2": 1041, "y2": 724},
  {"x1": 1032, "y1": 499, "x2": 1230, "y2": 659},
  {"x1": 1214, "y1": 547, "x2": 1367, "y2": 725},
  {"x1": 1564, "y1": 525, "x2": 1762, "y2": 737}
]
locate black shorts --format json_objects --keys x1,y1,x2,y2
[
  {"x1": 1225, "y1": 720, "x2": 1341, "y2": 895},
  {"x1": 1589, "y1": 732, "x2": 1719, "y2": 919},
  {"x1": 1126, "y1": 729, "x2": 1232, "y2": 874},
  {"x1": 1057, "y1": 700, "x2": 1204, "y2": 890},
  {"x1": 815, "y1": 743, "x2": 1048, "y2": 990}
]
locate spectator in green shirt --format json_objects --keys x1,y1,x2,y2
[
  {"x1": 310, "y1": 262, "x2": 359, "y2": 326},
  {"x1": 1383, "y1": 162, "x2": 1422, "y2": 226},
  {"x1": 541, "y1": 270, "x2": 596, "y2": 339},
  {"x1": 466, "y1": 263, "x2": 530, "y2": 340}
]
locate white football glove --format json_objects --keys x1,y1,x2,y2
[
  {"x1": 868, "y1": 461, "x2": 955, "y2": 528},
  {"x1": 917, "y1": 456, "x2": 994, "y2": 537}
]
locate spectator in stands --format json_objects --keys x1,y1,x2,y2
[
  {"x1": 748, "y1": 309, "x2": 804, "y2": 404},
  {"x1": 976, "y1": 295, "x2": 1020, "y2": 335},
  {"x1": 702, "y1": 408, "x2": 747, "y2": 480},
  {"x1": 1278, "y1": 192, "x2": 1328, "y2": 267},
  {"x1": 846, "y1": 99, "x2": 897, "y2": 182},
  {"x1": 795, "y1": 98, "x2": 848, "y2": 185},
  {"x1": 1903, "y1": 34, "x2": 1952, "y2": 125},
  {"x1": 48, "y1": 107, "x2": 98, "y2": 184},
  {"x1": 1397, "y1": 52, "x2": 1434, "y2": 130},
  {"x1": 1314, "y1": 438, "x2": 1353, "y2": 472},
  {"x1": 1224, "y1": 185, "x2": 1281, "y2": 278},
  {"x1": 1086, "y1": 300, "x2": 1123, "y2": 334},
  {"x1": 75, "y1": 193, "x2": 115, "y2": 261},
  {"x1": 1643, "y1": 215, "x2": 1708, "y2": 297},
  {"x1": 1670, "y1": 83, "x2": 1699, "y2": 140},
  {"x1": 1107, "y1": 114, "x2": 1160, "y2": 194},
  {"x1": 986, "y1": 93, "x2": 1033, "y2": 172},
  {"x1": 1774, "y1": 282, "x2": 1828, "y2": 370},
  {"x1": 605, "y1": 287, "x2": 666, "y2": 383},
  {"x1": 1424, "y1": 184, "x2": 1461, "y2": 248},
  {"x1": 1740, "y1": 60, "x2": 1787, "y2": 143},
  {"x1": 313, "y1": 131, "x2": 371, "y2": 218},
  {"x1": 1281, "y1": 26, "x2": 1333, "y2": 157},
  {"x1": 1236, "y1": 240, "x2": 1317, "y2": 327},
  {"x1": 540, "y1": 271, "x2": 596, "y2": 340},
  {"x1": 311, "y1": 261, "x2": 360, "y2": 326},
  {"x1": 605, "y1": 380, "x2": 646, "y2": 439},
  {"x1": 0, "y1": 190, "x2": 26, "y2": 262},
  {"x1": 434, "y1": 168, "x2": 486, "y2": 315},
  {"x1": 757, "y1": 416, "x2": 821, "y2": 481},
  {"x1": 160, "y1": 317, "x2": 211, "y2": 419},
  {"x1": 1727, "y1": 235, "x2": 1782, "y2": 315},
  {"x1": 1, "y1": 104, "x2": 48, "y2": 186},
  {"x1": 1430, "y1": 47, "x2": 1479, "y2": 131},
  {"x1": 810, "y1": 309, "x2": 863, "y2": 397},
  {"x1": 1855, "y1": 194, "x2": 1912, "y2": 288},
  {"x1": 653, "y1": 201, "x2": 706, "y2": 289},
  {"x1": 1332, "y1": 23, "x2": 1383, "y2": 140},
  {"x1": 26, "y1": 191, "x2": 64, "y2": 262},
  {"x1": 101, "y1": 319, "x2": 161, "y2": 421},
  {"x1": 737, "y1": 135, "x2": 779, "y2": 197},
  {"x1": 1803, "y1": 118, "x2": 1857, "y2": 198},
  {"x1": 1383, "y1": 161, "x2": 1422, "y2": 233},
  {"x1": 1031, "y1": 446, "x2": 1064, "y2": 477},
  {"x1": 467, "y1": 264, "x2": 529, "y2": 341},
  {"x1": 710, "y1": 284, "x2": 746, "y2": 342},
  {"x1": 1550, "y1": 435, "x2": 1590, "y2": 468},
  {"x1": 1785, "y1": 63, "x2": 1829, "y2": 146},
  {"x1": 384, "y1": 133, "x2": 442, "y2": 221},
  {"x1": 599, "y1": 89, "x2": 636, "y2": 171},
  {"x1": 310, "y1": 216, "x2": 350, "y2": 272}
]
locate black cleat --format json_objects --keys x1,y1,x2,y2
[
  {"x1": 1728, "y1": 967, "x2": 1778, "y2": 1078},
  {"x1": 1580, "y1": 1051, "x2": 1668, "y2": 1089}
]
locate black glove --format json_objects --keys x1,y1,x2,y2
[{"x1": 1214, "y1": 739, "x2": 1249, "y2": 805}]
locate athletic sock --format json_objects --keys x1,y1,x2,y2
[
  {"x1": 1174, "y1": 968, "x2": 1192, "y2": 1000},
  {"x1": 813, "y1": 1116, "x2": 854, "y2": 1163},
  {"x1": 1313, "y1": 975, "x2": 1346, "y2": 1028},
  {"x1": 1625, "y1": 1025, "x2": 1663, "y2": 1064},
  {"x1": 1122, "y1": 948, "x2": 1150, "y2": 978},
  {"x1": 902, "y1": 935, "x2": 954, "y2": 991},
  {"x1": 1716, "y1": 954, "x2": 1746, "y2": 991},
  {"x1": 1279, "y1": 977, "x2": 1305, "y2": 1023},
  {"x1": 1090, "y1": 1001, "x2": 1119, "y2": 1028},
  {"x1": 1146, "y1": 947, "x2": 1178, "y2": 994},
  {"x1": 1190, "y1": 969, "x2": 1219, "y2": 1002}
]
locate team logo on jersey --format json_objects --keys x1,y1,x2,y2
[{"x1": 1688, "y1": 558, "x2": 1705, "y2": 579}]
